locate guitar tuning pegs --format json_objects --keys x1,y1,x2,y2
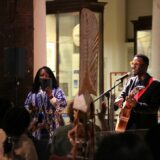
[{"x1": 136, "y1": 85, "x2": 145, "y2": 90}]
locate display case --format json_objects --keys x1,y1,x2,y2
[{"x1": 46, "y1": 0, "x2": 106, "y2": 101}]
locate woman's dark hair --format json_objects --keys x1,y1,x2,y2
[
  {"x1": 135, "y1": 54, "x2": 149, "y2": 66},
  {"x1": 2, "y1": 107, "x2": 31, "y2": 154},
  {"x1": 67, "y1": 101, "x2": 74, "y2": 123},
  {"x1": 32, "y1": 66, "x2": 58, "y2": 93},
  {"x1": 0, "y1": 98, "x2": 13, "y2": 128},
  {"x1": 2, "y1": 107, "x2": 30, "y2": 137}
]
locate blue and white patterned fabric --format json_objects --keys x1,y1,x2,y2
[{"x1": 24, "y1": 87, "x2": 67, "y2": 141}]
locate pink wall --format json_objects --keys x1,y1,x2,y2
[{"x1": 33, "y1": 0, "x2": 47, "y2": 77}]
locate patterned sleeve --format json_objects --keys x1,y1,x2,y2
[
  {"x1": 24, "y1": 92, "x2": 33, "y2": 109},
  {"x1": 53, "y1": 87, "x2": 67, "y2": 108}
]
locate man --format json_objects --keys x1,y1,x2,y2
[{"x1": 114, "y1": 54, "x2": 160, "y2": 130}]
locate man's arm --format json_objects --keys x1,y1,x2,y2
[{"x1": 134, "y1": 80, "x2": 160, "y2": 113}]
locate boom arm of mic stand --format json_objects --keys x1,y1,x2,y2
[
  {"x1": 93, "y1": 80, "x2": 123, "y2": 103},
  {"x1": 93, "y1": 80, "x2": 123, "y2": 130}
]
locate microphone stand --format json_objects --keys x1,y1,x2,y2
[
  {"x1": 93, "y1": 80, "x2": 123, "y2": 130},
  {"x1": 93, "y1": 80, "x2": 123, "y2": 102}
]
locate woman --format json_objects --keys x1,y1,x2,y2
[{"x1": 24, "y1": 66, "x2": 67, "y2": 140}]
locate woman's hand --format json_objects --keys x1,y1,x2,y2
[
  {"x1": 45, "y1": 87, "x2": 58, "y2": 106},
  {"x1": 45, "y1": 87, "x2": 53, "y2": 99}
]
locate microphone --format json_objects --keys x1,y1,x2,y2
[{"x1": 116, "y1": 72, "x2": 131, "y2": 81}]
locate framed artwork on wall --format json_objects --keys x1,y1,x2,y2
[{"x1": 110, "y1": 72, "x2": 129, "y2": 99}]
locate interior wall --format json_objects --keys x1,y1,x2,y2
[
  {"x1": 126, "y1": 0, "x2": 153, "y2": 40},
  {"x1": 102, "y1": 0, "x2": 127, "y2": 90},
  {"x1": 151, "y1": 0, "x2": 160, "y2": 79}
]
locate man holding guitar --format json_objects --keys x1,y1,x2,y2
[{"x1": 114, "y1": 54, "x2": 160, "y2": 131}]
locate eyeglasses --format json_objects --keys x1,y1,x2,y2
[{"x1": 130, "y1": 61, "x2": 144, "y2": 67}]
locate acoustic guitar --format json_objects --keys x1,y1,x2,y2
[{"x1": 115, "y1": 86, "x2": 144, "y2": 132}]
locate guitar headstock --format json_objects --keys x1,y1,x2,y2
[{"x1": 132, "y1": 86, "x2": 145, "y2": 95}]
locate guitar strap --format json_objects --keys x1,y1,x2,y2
[{"x1": 134, "y1": 77, "x2": 154, "y2": 101}]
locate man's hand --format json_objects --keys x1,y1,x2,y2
[
  {"x1": 114, "y1": 98, "x2": 124, "y2": 108},
  {"x1": 125, "y1": 95, "x2": 137, "y2": 108}
]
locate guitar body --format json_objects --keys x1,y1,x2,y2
[
  {"x1": 115, "y1": 86, "x2": 145, "y2": 132},
  {"x1": 115, "y1": 102, "x2": 131, "y2": 132}
]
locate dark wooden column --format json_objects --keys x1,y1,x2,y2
[{"x1": 0, "y1": 0, "x2": 33, "y2": 106}]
